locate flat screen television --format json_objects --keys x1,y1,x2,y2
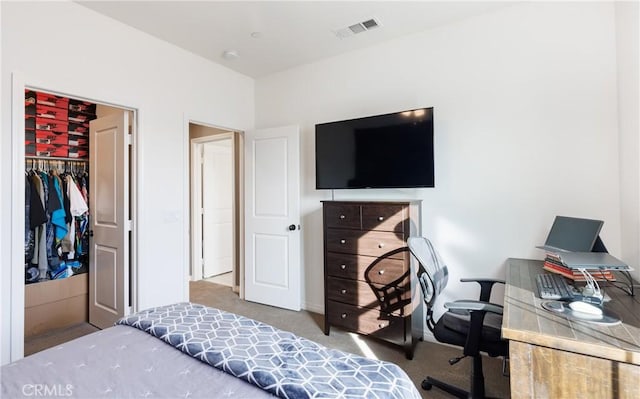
[{"x1": 315, "y1": 107, "x2": 434, "y2": 189}]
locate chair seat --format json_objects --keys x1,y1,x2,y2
[{"x1": 434, "y1": 310, "x2": 508, "y2": 357}]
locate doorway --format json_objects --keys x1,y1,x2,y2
[
  {"x1": 189, "y1": 123, "x2": 243, "y2": 294},
  {"x1": 10, "y1": 77, "x2": 138, "y2": 361}
]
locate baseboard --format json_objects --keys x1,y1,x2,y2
[{"x1": 302, "y1": 301, "x2": 324, "y2": 314}]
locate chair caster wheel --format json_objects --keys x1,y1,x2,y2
[{"x1": 421, "y1": 379, "x2": 433, "y2": 390}]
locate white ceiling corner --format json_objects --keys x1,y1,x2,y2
[{"x1": 77, "y1": 1, "x2": 512, "y2": 78}]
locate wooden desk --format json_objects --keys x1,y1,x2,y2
[{"x1": 503, "y1": 258, "x2": 640, "y2": 399}]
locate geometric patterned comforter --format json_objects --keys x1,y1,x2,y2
[{"x1": 117, "y1": 302, "x2": 421, "y2": 399}]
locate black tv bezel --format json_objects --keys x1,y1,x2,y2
[{"x1": 315, "y1": 107, "x2": 434, "y2": 190}]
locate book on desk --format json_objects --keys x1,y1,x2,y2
[
  {"x1": 544, "y1": 251, "x2": 632, "y2": 280},
  {"x1": 543, "y1": 253, "x2": 617, "y2": 281}
]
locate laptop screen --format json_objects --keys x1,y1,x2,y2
[{"x1": 543, "y1": 216, "x2": 604, "y2": 252}]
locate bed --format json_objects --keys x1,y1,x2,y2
[{"x1": 2, "y1": 302, "x2": 421, "y2": 398}]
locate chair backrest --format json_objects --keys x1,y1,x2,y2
[{"x1": 407, "y1": 237, "x2": 449, "y2": 311}]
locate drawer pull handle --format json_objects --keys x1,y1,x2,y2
[
  {"x1": 339, "y1": 215, "x2": 346, "y2": 220},
  {"x1": 378, "y1": 270, "x2": 385, "y2": 275},
  {"x1": 341, "y1": 313, "x2": 347, "y2": 319},
  {"x1": 378, "y1": 243, "x2": 384, "y2": 248},
  {"x1": 341, "y1": 289, "x2": 347, "y2": 294},
  {"x1": 340, "y1": 264, "x2": 346, "y2": 270},
  {"x1": 340, "y1": 239, "x2": 346, "y2": 244},
  {"x1": 378, "y1": 216, "x2": 384, "y2": 221},
  {"x1": 378, "y1": 323, "x2": 385, "y2": 328}
]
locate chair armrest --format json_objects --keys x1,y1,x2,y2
[
  {"x1": 460, "y1": 278, "x2": 505, "y2": 302},
  {"x1": 444, "y1": 300, "x2": 504, "y2": 315},
  {"x1": 445, "y1": 300, "x2": 505, "y2": 359}
]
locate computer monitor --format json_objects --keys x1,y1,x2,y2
[{"x1": 537, "y1": 216, "x2": 604, "y2": 253}]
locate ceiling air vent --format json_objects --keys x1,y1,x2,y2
[{"x1": 333, "y1": 17, "x2": 381, "y2": 39}]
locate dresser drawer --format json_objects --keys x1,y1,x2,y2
[
  {"x1": 324, "y1": 203, "x2": 361, "y2": 229},
  {"x1": 327, "y1": 277, "x2": 379, "y2": 308},
  {"x1": 362, "y1": 204, "x2": 407, "y2": 232},
  {"x1": 326, "y1": 253, "x2": 407, "y2": 285},
  {"x1": 326, "y1": 229, "x2": 406, "y2": 258},
  {"x1": 327, "y1": 276, "x2": 411, "y2": 312},
  {"x1": 327, "y1": 301, "x2": 404, "y2": 338}
]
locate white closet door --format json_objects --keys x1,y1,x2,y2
[{"x1": 89, "y1": 112, "x2": 129, "y2": 329}]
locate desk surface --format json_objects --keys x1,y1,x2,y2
[{"x1": 503, "y1": 258, "x2": 640, "y2": 365}]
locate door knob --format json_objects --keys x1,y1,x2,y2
[{"x1": 288, "y1": 224, "x2": 296, "y2": 231}]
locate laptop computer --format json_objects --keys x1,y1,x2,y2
[{"x1": 536, "y1": 216, "x2": 604, "y2": 253}]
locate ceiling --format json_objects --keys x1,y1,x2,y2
[{"x1": 77, "y1": 1, "x2": 512, "y2": 78}]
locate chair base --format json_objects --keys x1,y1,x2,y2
[
  {"x1": 421, "y1": 356, "x2": 490, "y2": 399},
  {"x1": 421, "y1": 376, "x2": 469, "y2": 398}
]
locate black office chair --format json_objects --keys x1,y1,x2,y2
[{"x1": 407, "y1": 237, "x2": 508, "y2": 399}]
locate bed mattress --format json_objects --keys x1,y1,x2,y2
[{"x1": 1, "y1": 325, "x2": 273, "y2": 398}]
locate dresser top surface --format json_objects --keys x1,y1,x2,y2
[{"x1": 321, "y1": 200, "x2": 422, "y2": 205}]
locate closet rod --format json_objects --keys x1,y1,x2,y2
[{"x1": 25, "y1": 156, "x2": 88, "y2": 162}]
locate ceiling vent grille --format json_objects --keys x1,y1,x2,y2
[{"x1": 334, "y1": 18, "x2": 381, "y2": 39}]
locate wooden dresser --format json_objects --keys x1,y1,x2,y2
[{"x1": 322, "y1": 200, "x2": 423, "y2": 359}]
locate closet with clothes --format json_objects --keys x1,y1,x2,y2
[
  {"x1": 25, "y1": 159, "x2": 90, "y2": 283},
  {"x1": 24, "y1": 90, "x2": 97, "y2": 351}
]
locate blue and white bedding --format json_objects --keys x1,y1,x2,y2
[
  {"x1": 118, "y1": 302, "x2": 421, "y2": 399},
  {"x1": 1, "y1": 324, "x2": 272, "y2": 398}
]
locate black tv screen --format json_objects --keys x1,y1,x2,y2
[{"x1": 315, "y1": 108, "x2": 434, "y2": 189}]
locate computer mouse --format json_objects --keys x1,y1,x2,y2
[{"x1": 568, "y1": 301, "x2": 603, "y2": 316}]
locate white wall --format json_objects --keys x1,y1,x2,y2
[
  {"x1": 255, "y1": 2, "x2": 624, "y2": 314},
  {"x1": 1, "y1": 1, "x2": 254, "y2": 364},
  {"x1": 616, "y1": 1, "x2": 640, "y2": 283}
]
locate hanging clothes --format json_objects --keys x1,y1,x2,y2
[
  {"x1": 25, "y1": 175, "x2": 34, "y2": 264},
  {"x1": 49, "y1": 171, "x2": 68, "y2": 242},
  {"x1": 25, "y1": 161, "x2": 89, "y2": 283},
  {"x1": 62, "y1": 174, "x2": 88, "y2": 258},
  {"x1": 29, "y1": 173, "x2": 47, "y2": 229},
  {"x1": 31, "y1": 172, "x2": 49, "y2": 278}
]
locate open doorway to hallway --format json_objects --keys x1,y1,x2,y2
[{"x1": 189, "y1": 123, "x2": 243, "y2": 294}]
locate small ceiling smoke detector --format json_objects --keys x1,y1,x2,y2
[
  {"x1": 222, "y1": 50, "x2": 239, "y2": 60},
  {"x1": 333, "y1": 17, "x2": 381, "y2": 39}
]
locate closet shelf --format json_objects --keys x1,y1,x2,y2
[{"x1": 26, "y1": 155, "x2": 88, "y2": 162}]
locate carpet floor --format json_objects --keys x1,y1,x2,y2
[{"x1": 190, "y1": 280, "x2": 511, "y2": 398}]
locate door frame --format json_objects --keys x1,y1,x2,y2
[
  {"x1": 190, "y1": 133, "x2": 234, "y2": 282},
  {"x1": 183, "y1": 117, "x2": 245, "y2": 298},
  {"x1": 9, "y1": 72, "x2": 139, "y2": 362}
]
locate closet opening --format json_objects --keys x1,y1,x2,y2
[
  {"x1": 18, "y1": 85, "x2": 137, "y2": 357},
  {"x1": 188, "y1": 122, "x2": 244, "y2": 300}
]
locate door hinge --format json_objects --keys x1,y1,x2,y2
[
  {"x1": 126, "y1": 134, "x2": 132, "y2": 146},
  {"x1": 127, "y1": 220, "x2": 133, "y2": 231}
]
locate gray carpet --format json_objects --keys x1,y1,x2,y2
[
  {"x1": 24, "y1": 322, "x2": 100, "y2": 356},
  {"x1": 190, "y1": 280, "x2": 511, "y2": 398}
]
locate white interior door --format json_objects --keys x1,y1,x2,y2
[
  {"x1": 244, "y1": 125, "x2": 301, "y2": 310},
  {"x1": 89, "y1": 112, "x2": 130, "y2": 329},
  {"x1": 202, "y1": 140, "x2": 234, "y2": 278}
]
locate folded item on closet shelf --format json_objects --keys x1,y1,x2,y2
[
  {"x1": 49, "y1": 262, "x2": 72, "y2": 280},
  {"x1": 25, "y1": 267, "x2": 40, "y2": 283}
]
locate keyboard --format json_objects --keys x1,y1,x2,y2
[{"x1": 535, "y1": 273, "x2": 578, "y2": 300}]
